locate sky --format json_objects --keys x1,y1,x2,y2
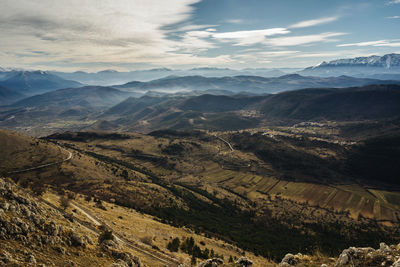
[{"x1": 0, "y1": 0, "x2": 400, "y2": 72}]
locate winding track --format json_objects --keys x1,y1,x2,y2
[
  {"x1": 8, "y1": 144, "x2": 181, "y2": 266},
  {"x1": 216, "y1": 136, "x2": 234, "y2": 152},
  {"x1": 69, "y1": 201, "x2": 181, "y2": 266},
  {"x1": 7, "y1": 149, "x2": 72, "y2": 174}
]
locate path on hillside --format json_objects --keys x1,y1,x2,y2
[
  {"x1": 9, "y1": 143, "x2": 181, "y2": 266},
  {"x1": 38, "y1": 195, "x2": 181, "y2": 266},
  {"x1": 217, "y1": 136, "x2": 234, "y2": 151},
  {"x1": 7, "y1": 148, "x2": 72, "y2": 174},
  {"x1": 70, "y1": 201, "x2": 181, "y2": 266}
]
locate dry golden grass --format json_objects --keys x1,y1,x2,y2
[{"x1": 43, "y1": 191, "x2": 275, "y2": 266}]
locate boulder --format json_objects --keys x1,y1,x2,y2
[
  {"x1": 26, "y1": 254, "x2": 36, "y2": 264},
  {"x1": 111, "y1": 250, "x2": 141, "y2": 267},
  {"x1": 380, "y1": 242, "x2": 391, "y2": 254},
  {"x1": 69, "y1": 231, "x2": 85, "y2": 247},
  {"x1": 108, "y1": 259, "x2": 129, "y2": 267},
  {"x1": 198, "y1": 258, "x2": 224, "y2": 267},
  {"x1": 280, "y1": 253, "x2": 298, "y2": 266},
  {"x1": 236, "y1": 257, "x2": 253, "y2": 266}
]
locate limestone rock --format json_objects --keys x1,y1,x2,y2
[
  {"x1": 198, "y1": 258, "x2": 224, "y2": 267},
  {"x1": 236, "y1": 257, "x2": 253, "y2": 266}
]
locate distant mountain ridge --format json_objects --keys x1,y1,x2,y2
[
  {"x1": 301, "y1": 53, "x2": 400, "y2": 77},
  {"x1": 50, "y1": 68, "x2": 297, "y2": 85},
  {"x1": 0, "y1": 85, "x2": 25, "y2": 106},
  {"x1": 0, "y1": 71, "x2": 82, "y2": 94},
  {"x1": 12, "y1": 85, "x2": 132, "y2": 109},
  {"x1": 316, "y1": 53, "x2": 400, "y2": 68},
  {"x1": 114, "y1": 74, "x2": 400, "y2": 94}
]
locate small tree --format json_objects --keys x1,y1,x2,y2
[
  {"x1": 167, "y1": 237, "x2": 180, "y2": 252},
  {"x1": 191, "y1": 255, "x2": 196, "y2": 266},
  {"x1": 85, "y1": 194, "x2": 92, "y2": 202},
  {"x1": 98, "y1": 229, "x2": 114, "y2": 244},
  {"x1": 229, "y1": 255, "x2": 233, "y2": 263}
]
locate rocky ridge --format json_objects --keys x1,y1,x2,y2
[
  {"x1": 0, "y1": 176, "x2": 141, "y2": 267},
  {"x1": 279, "y1": 242, "x2": 400, "y2": 267}
]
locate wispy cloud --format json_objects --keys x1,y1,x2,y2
[
  {"x1": 386, "y1": 16, "x2": 400, "y2": 19},
  {"x1": 212, "y1": 28, "x2": 290, "y2": 46},
  {"x1": 338, "y1": 39, "x2": 400, "y2": 47},
  {"x1": 264, "y1": 32, "x2": 347, "y2": 47},
  {"x1": 171, "y1": 24, "x2": 218, "y2": 32},
  {"x1": 225, "y1": 19, "x2": 244, "y2": 24},
  {"x1": 387, "y1": 0, "x2": 400, "y2": 4},
  {"x1": 289, "y1": 16, "x2": 339, "y2": 28}
]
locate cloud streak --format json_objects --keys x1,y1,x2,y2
[
  {"x1": 265, "y1": 32, "x2": 347, "y2": 47},
  {"x1": 212, "y1": 28, "x2": 290, "y2": 46},
  {"x1": 289, "y1": 16, "x2": 339, "y2": 28},
  {"x1": 338, "y1": 40, "x2": 400, "y2": 47}
]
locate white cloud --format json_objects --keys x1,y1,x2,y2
[
  {"x1": 387, "y1": 0, "x2": 400, "y2": 4},
  {"x1": 338, "y1": 40, "x2": 400, "y2": 47},
  {"x1": 171, "y1": 24, "x2": 218, "y2": 32},
  {"x1": 175, "y1": 30, "x2": 216, "y2": 52},
  {"x1": 292, "y1": 52, "x2": 348, "y2": 58},
  {"x1": 0, "y1": 0, "x2": 239, "y2": 69},
  {"x1": 212, "y1": 28, "x2": 290, "y2": 46},
  {"x1": 264, "y1": 32, "x2": 347, "y2": 47},
  {"x1": 386, "y1": 16, "x2": 400, "y2": 19},
  {"x1": 289, "y1": 16, "x2": 339, "y2": 28}
]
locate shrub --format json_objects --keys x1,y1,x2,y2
[
  {"x1": 60, "y1": 195, "x2": 70, "y2": 210},
  {"x1": 84, "y1": 195, "x2": 92, "y2": 202},
  {"x1": 167, "y1": 237, "x2": 180, "y2": 252},
  {"x1": 98, "y1": 229, "x2": 114, "y2": 244}
]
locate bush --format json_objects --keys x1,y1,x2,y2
[
  {"x1": 85, "y1": 195, "x2": 92, "y2": 202},
  {"x1": 167, "y1": 237, "x2": 180, "y2": 252},
  {"x1": 30, "y1": 183, "x2": 46, "y2": 196},
  {"x1": 98, "y1": 229, "x2": 114, "y2": 244},
  {"x1": 60, "y1": 195, "x2": 70, "y2": 210}
]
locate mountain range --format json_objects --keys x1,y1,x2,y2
[
  {"x1": 45, "y1": 68, "x2": 297, "y2": 86},
  {"x1": 1, "y1": 53, "x2": 400, "y2": 87},
  {"x1": 90, "y1": 84, "x2": 400, "y2": 133},
  {"x1": 0, "y1": 86, "x2": 134, "y2": 136},
  {"x1": 0, "y1": 70, "x2": 82, "y2": 96},
  {"x1": 300, "y1": 53, "x2": 400, "y2": 77},
  {"x1": 114, "y1": 74, "x2": 400, "y2": 94}
]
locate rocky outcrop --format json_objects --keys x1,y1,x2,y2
[
  {"x1": 0, "y1": 177, "x2": 142, "y2": 266},
  {"x1": 279, "y1": 253, "x2": 314, "y2": 266},
  {"x1": 279, "y1": 243, "x2": 400, "y2": 267},
  {"x1": 335, "y1": 242, "x2": 400, "y2": 267},
  {"x1": 198, "y1": 258, "x2": 224, "y2": 267},
  {"x1": 236, "y1": 257, "x2": 253, "y2": 266}
]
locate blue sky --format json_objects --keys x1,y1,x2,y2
[{"x1": 0, "y1": 0, "x2": 399, "y2": 71}]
